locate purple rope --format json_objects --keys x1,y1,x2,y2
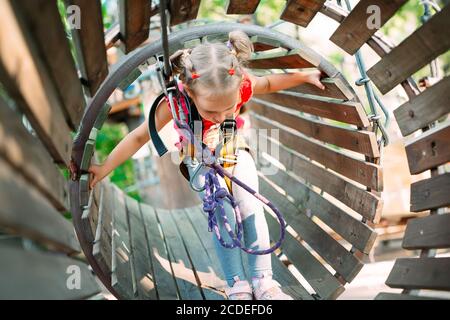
[{"x1": 171, "y1": 93, "x2": 286, "y2": 255}]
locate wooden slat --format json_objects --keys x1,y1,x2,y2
[
  {"x1": 189, "y1": 206, "x2": 313, "y2": 300},
  {"x1": 11, "y1": 0, "x2": 86, "y2": 130},
  {"x1": 375, "y1": 292, "x2": 441, "y2": 300},
  {"x1": 81, "y1": 128, "x2": 98, "y2": 171},
  {"x1": 226, "y1": 0, "x2": 260, "y2": 14},
  {"x1": 66, "y1": 0, "x2": 108, "y2": 96},
  {"x1": 119, "y1": 0, "x2": 151, "y2": 54},
  {"x1": 402, "y1": 213, "x2": 450, "y2": 250},
  {"x1": 251, "y1": 113, "x2": 382, "y2": 191},
  {"x1": 81, "y1": 188, "x2": 98, "y2": 248},
  {"x1": 260, "y1": 162, "x2": 377, "y2": 254},
  {"x1": 265, "y1": 214, "x2": 344, "y2": 299},
  {"x1": 157, "y1": 208, "x2": 203, "y2": 300},
  {"x1": 0, "y1": 244, "x2": 100, "y2": 299},
  {"x1": 259, "y1": 177, "x2": 363, "y2": 283},
  {"x1": 394, "y1": 76, "x2": 450, "y2": 136},
  {"x1": 169, "y1": 0, "x2": 201, "y2": 27},
  {"x1": 170, "y1": 209, "x2": 226, "y2": 300},
  {"x1": 0, "y1": 0, "x2": 73, "y2": 165},
  {"x1": 0, "y1": 158, "x2": 80, "y2": 254},
  {"x1": 250, "y1": 35, "x2": 282, "y2": 52},
  {"x1": 140, "y1": 203, "x2": 179, "y2": 300},
  {"x1": 330, "y1": 0, "x2": 407, "y2": 55},
  {"x1": 411, "y1": 173, "x2": 450, "y2": 212},
  {"x1": 367, "y1": 5, "x2": 450, "y2": 94},
  {"x1": 185, "y1": 207, "x2": 227, "y2": 278},
  {"x1": 248, "y1": 48, "x2": 318, "y2": 69},
  {"x1": 125, "y1": 196, "x2": 157, "y2": 300},
  {"x1": 386, "y1": 257, "x2": 450, "y2": 291},
  {"x1": 405, "y1": 121, "x2": 450, "y2": 174},
  {"x1": 260, "y1": 136, "x2": 382, "y2": 222},
  {"x1": 253, "y1": 92, "x2": 369, "y2": 127},
  {"x1": 249, "y1": 100, "x2": 379, "y2": 157},
  {"x1": 280, "y1": 0, "x2": 326, "y2": 27},
  {"x1": 270, "y1": 255, "x2": 313, "y2": 300},
  {"x1": 94, "y1": 103, "x2": 112, "y2": 130},
  {"x1": 92, "y1": 183, "x2": 113, "y2": 278},
  {"x1": 286, "y1": 77, "x2": 355, "y2": 100},
  {"x1": 111, "y1": 185, "x2": 137, "y2": 298},
  {"x1": 0, "y1": 99, "x2": 69, "y2": 212}
]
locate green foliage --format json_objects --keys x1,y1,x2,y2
[{"x1": 95, "y1": 123, "x2": 141, "y2": 201}]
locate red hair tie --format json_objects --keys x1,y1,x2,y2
[
  {"x1": 191, "y1": 72, "x2": 200, "y2": 79},
  {"x1": 228, "y1": 68, "x2": 235, "y2": 76}
]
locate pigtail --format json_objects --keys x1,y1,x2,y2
[
  {"x1": 169, "y1": 48, "x2": 198, "y2": 83},
  {"x1": 227, "y1": 30, "x2": 254, "y2": 63}
]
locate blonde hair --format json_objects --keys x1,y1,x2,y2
[{"x1": 169, "y1": 30, "x2": 254, "y2": 96}]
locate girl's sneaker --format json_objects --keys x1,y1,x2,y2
[
  {"x1": 224, "y1": 276, "x2": 253, "y2": 300},
  {"x1": 252, "y1": 275, "x2": 294, "y2": 300}
]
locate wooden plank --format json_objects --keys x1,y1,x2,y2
[
  {"x1": 0, "y1": 158, "x2": 80, "y2": 254},
  {"x1": 261, "y1": 136, "x2": 381, "y2": 222},
  {"x1": 81, "y1": 128, "x2": 98, "y2": 171},
  {"x1": 260, "y1": 163, "x2": 377, "y2": 254},
  {"x1": 140, "y1": 203, "x2": 179, "y2": 300},
  {"x1": 0, "y1": 0, "x2": 73, "y2": 165},
  {"x1": 286, "y1": 77, "x2": 355, "y2": 100},
  {"x1": 402, "y1": 213, "x2": 450, "y2": 250},
  {"x1": 170, "y1": 209, "x2": 226, "y2": 300},
  {"x1": 249, "y1": 100, "x2": 379, "y2": 157},
  {"x1": 280, "y1": 0, "x2": 326, "y2": 27},
  {"x1": 11, "y1": 0, "x2": 86, "y2": 130},
  {"x1": 394, "y1": 76, "x2": 450, "y2": 136},
  {"x1": 375, "y1": 292, "x2": 441, "y2": 300},
  {"x1": 330, "y1": 0, "x2": 407, "y2": 55},
  {"x1": 411, "y1": 173, "x2": 450, "y2": 212},
  {"x1": 265, "y1": 214, "x2": 344, "y2": 299},
  {"x1": 405, "y1": 121, "x2": 450, "y2": 174},
  {"x1": 119, "y1": 0, "x2": 151, "y2": 54},
  {"x1": 226, "y1": 0, "x2": 260, "y2": 14},
  {"x1": 187, "y1": 206, "x2": 314, "y2": 300},
  {"x1": 92, "y1": 183, "x2": 113, "y2": 278},
  {"x1": 270, "y1": 255, "x2": 313, "y2": 300},
  {"x1": 367, "y1": 5, "x2": 450, "y2": 94},
  {"x1": 111, "y1": 185, "x2": 137, "y2": 299},
  {"x1": 260, "y1": 177, "x2": 364, "y2": 283},
  {"x1": 0, "y1": 244, "x2": 100, "y2": 299},
  {"x1": 66, "y1": 0, "x2": 108, "y2": 96},
  {"x1": 81, "y1": 188, "x2": 98, "y2": 248},
  {"x1": 94, "y1": 103, "x2": 112, "y2": 130},
  {"x1": 250, "y1": 35, "x2": 282, "y2": 52},
  {"x1": 248, "y1": 48, "x2": 318, "y2": 69},
  {"x1": 386, "y1": 257, "x2": 450, "y2": 291},
  {"x1": 0, "y1": 99, "x2": 69, "y2": 212},
  {"x1": 253, "y1": 92, "x2": 369, "y2": 127},
  {"x1": 156, "y1": 208, "x2": 204, "y2": 300},
  {"x1": 184, "y1": 207, "x2": 227, "y2": 279},
  {"x1": 169, "y1": 0, "x2": 201, "y2": 27},
  {"x1": 125, "y1": 196, "x2": 157, "y2": 300},
  {"x1": 251, "y1": 113, "x2": 382, "y2": 191}
]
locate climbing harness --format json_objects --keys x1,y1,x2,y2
[{"x1": 147, "y1": 1, "x2": 286, "y2": 254}]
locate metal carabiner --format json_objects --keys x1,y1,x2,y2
[{"x1": 189, "y1": 162, "x2": 207, "y2": 192}]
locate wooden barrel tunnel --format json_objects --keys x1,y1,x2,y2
[{"x1": 71, "y1": 22, "x2": 383, "y2": 300}]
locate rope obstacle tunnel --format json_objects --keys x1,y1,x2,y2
[{"x1": 0, "y1": 0, "x2": 448, "y2": 300}]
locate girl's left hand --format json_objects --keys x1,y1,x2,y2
[{"x1": 304, "y1": 70, "x2": 326, "y2": 90}]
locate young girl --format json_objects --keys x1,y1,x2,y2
[{"x1": 89, "y1": 30, "x2": 325, "y2": 300}]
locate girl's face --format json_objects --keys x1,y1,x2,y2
[{"x1": 187, "y1": 85, "x2": 241, "y2": 124}]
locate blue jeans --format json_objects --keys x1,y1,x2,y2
[{"x1": 185, "y1": 149, "x2": 272, "y2": 287}]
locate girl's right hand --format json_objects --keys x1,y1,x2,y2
[{"x1": 88, "y1": 164, "x2": 106, "y2": 190}]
